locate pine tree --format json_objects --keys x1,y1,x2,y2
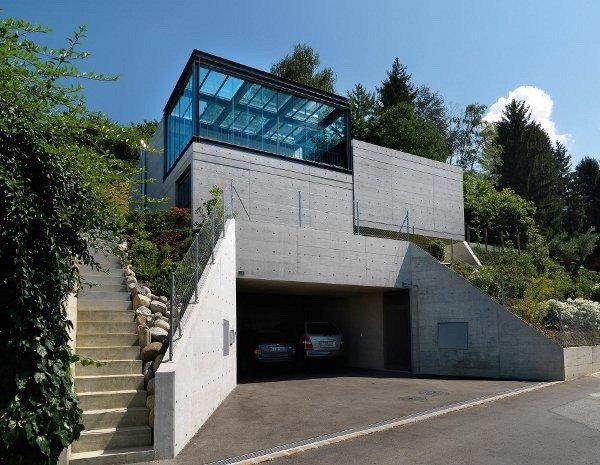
[
  {"x1": 378, "y1": 58, "x2": 416, "y2": 109},
  {"x1": 347, "y1": 84, "x2": 377, "y2": 141},
  {"x1": 573, "y1": 157, "x2": 600, "y2": 232},
  {"x1": 271, "y1": 44, "x2": 336, "y2": 93}
]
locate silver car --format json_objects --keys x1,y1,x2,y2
[{"x1": 300, "y1": 321, "x2": 343, "y2": 359}]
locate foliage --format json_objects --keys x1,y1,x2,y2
[
  {"x1": 271, "y1": 43, "x2": 335, "y2": 93},
  {"x1": 413, "y1": 85, "x2": 450, "y2": 143},
  {"x1": 448, "y1": 103, "x2": 487, "y2": 169},
  {"x1": 463, "y1": 172, "x2": 536, "y2": 245},
  {"x1": 544, "y1": 298, "x2": 600, "y2": 331},
  {"x1": 367, "y1": 103, "x2": 449, "y2": 162},
  {"x1": 427, "y1": 240, "x2": 446, "y2": 262},
  {"x1": 347, "y1": 84, "x2": 377, "y2": 141},
  {"x1": 377, "y1": 57, "x2": 416, "y2": 109},
  {"x1": 549, "y1": 232, "x2": 599, "y2": 273},
  {"x1": 0, "y1": 18, "x2": 141, "y2": 464}
]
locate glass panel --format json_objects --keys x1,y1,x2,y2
[
  {"x1": 166, "y1": 73, "x2": 194, "y2": 173},
  {"x1": 195, "y1": 64, "x2": 348, "y2": 169}
]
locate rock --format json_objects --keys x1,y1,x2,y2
[
  {"x1": 144, "y1": 367, "x2": 154, "y2": 384},
  {"x1": 166, "y1": 311, "x2": 171, "y2": 318},
  {"x1": 153, "y1": 353, "x2": 164, "y2": 373},
  {"x1": 133, "y1": 294, "x2": 151, "y2": 310},
  {"x1": 150, "y1": 294, "x2": 160, "y2": 301},
  {"x1": 125, "y1": 276, "x2": 137, "y2": 286},
  {"x1": 118, "y1": 241, "x2": 128, "y2": 252},
  {"x1": 135, "y1": 315, "x2": 148, "y2": 328},
  {"x1": 147, "y1": 378, "x2": 155, "y2": 395},
  {"x1": 135, "y1": 306, "x2": 152, "y2": 317},
  {"x1": 142, "y1": 286, "x2": 151, "y2": 296},
  {"x1": 140, "y1": 342, "x2": 163, "y2": 363},
  {"x1": 127, "y1": 282, "x2": 137, "y2": 293},
  {"x1": 150, "y1": 326, "x2": 169, "y2": 343},
  {"x1": 159, "y1": 296, "x2": 168, "y2": 304},
  {"x1": 149, "y1": 408, "x2": 154, "y2": 427},
  {"x1": 143, "y1": 361, "x2": 153, "y2": 375},
  {"x1": 146, "y1": 395, "x2": 155, "y2": 410},
  {"x1": 152, "y1": 312, "x2": 163, "y2": 319},
  {"x1": 138, "y1": 325, "x2": 150, "y2": 348},
  {"x1": 154, "y1": 319, "x2": 170, "y2": 332},
  {"x1": 150, "y1": 300, "x2": 168, "y2": 315},
  {"x1": 124, "y1": 266, "x2": 135, "y2": 277}
]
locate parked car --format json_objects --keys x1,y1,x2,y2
[
  {"x1": 298, "y1": 321, "x2": 344, "y2": 360},
  {"x1": 238, "y1": 329, "x2": 295, "y2": 372}
]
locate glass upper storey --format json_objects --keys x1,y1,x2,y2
[{"x1": 164, "y1": 52, "x2": 350, "y2": 175}]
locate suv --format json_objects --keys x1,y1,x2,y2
[{"x1": 299, "y1": 321, "x2": 343, "y2": 360}]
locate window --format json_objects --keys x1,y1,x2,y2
[
  {"x1": 176, "y1": 169, "x2": 191, "y2": 209},
  {"x1": 438, "y1": 322, "x2": 469, "y2": 350},
  {"x1": 166, "y1": 73, "x2": 194, "y2": 173}
]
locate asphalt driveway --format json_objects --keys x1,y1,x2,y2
[{"x1": 142, "y1": 368, "x2": 540, "y2": 465}]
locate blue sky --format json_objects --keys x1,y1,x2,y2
[{"x1": 4, "y1": 0, "x2": 599, "y2": 165}]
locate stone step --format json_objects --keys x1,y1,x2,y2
[
  {"x1": 79, "y1": 291, "x2": 131, "y2": 301},
  {"x1": 75, "y1": 374, "x2": 144, "y2": 393},
  {"x1": 90, "y1": 255, "x2": 122, "y2": 265},
  {"x1": 75, "y1": 360, "x2": 142, "y2": 377},
  {"x1": 80, "y1": 275, "x2": 125, "y2": 286},
  {"x1": 83, "y1": 284, "x2": 128, "y2": 292},
  {"x1": 69, "y1": 446, "x2": 154, "y2": 465},
  {"x1": 78, "y1": 310, "x2": 134, "y2": 323},
  {"x1": 76, "y1": 346, "x2": 140, "y2": 361},
  {"x1": 80, "y1": 266, "x2": 125, "y2": 276},
  {"x1": 71, "y1": 426, "x2": 152, "y2": 454},
  {"x1": 78, "y1": 322, "x2": 137, "y2": 335},
  {"x1": 77, "y1": 390, "x2": 146, "y2": 411},
  {"x1": 82, "y1": 407, "x2": 149, "y2": 430},
  {"x1": 78, "y1": 334, "x2": 138, "y2": 347},
  {"x1": 78, "y1": 300, "x2": 132, "y2": 311}
]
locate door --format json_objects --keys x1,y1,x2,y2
[{"x1": 383, "y1": 291, "x2": 412, "y2": 371}]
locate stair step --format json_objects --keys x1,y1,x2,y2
[
  {"x1": 69, "y1": 446, "x2": 154, "y2": 465},
  {"x1": 78, "y1": 311, "x2": 134, "y2": 323},
  {"x1": 78, "y1": 334, "x2": 138, "y2": 347},
  {"x1": 80, "y1": 268, "x2": 125, "y2": 278},
  {"x1": 78, "y1": 300, "x2": 132, "y2": 311},
  {"x1": 76, "y1": 346, "x2": 140, "y2": 361},
  {"x1": 75, "y1": 374, "x2": 144, "y2": 393},
  {"x1": 72, "y1": 426, "x2": 152, "y2": 454},
  {"x1": 83, "y1": 284, "x2": 128, "y2": 292},
  {"x1": 79, "y1": 291, "x2": 131, "y2": 301},
  {"x1": 75, "y1": 360, "x2": 142, "y2": 377},
  {"x1": 90, "y1": 255, "x2": 122, "y2": 265},
  {"x1": 78, "y1": 322, "x2": 137, "y2": 335},
  {"x1": 81, "y1": 275, "x2": 126, "y2": 286},
  {"x1": 81, "y1": 407, "x2": 149, "y2": 430},
  {"x1": 77, "y1": 390, "x2": 147, "y2": 411}
]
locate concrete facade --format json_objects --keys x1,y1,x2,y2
[
  {"x1": 154, "y1": 220, "x2": 237, "y2": 459},
  {"x1": 563, "y1": 345, "x2": 600, "y2": 380}
]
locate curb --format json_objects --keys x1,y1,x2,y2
[{"x1": 206, "y1": 381, "x2": 562, "y2": 465}]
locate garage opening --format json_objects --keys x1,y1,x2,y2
[{"x1": 236, "y1": 280, "x2": 412, "y2": 378}]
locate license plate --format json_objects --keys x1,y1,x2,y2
[
  {"x1": 270, "y1": 346, "x2": 287, "y2": 352},
  {"x1": 319, "y1": 341, "x2": 334, "y2": 348}
]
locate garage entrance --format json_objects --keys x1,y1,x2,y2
[{"x1": 236, "y1": 280, "x2": 412, "y2": 376}]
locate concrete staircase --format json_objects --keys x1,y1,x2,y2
[{"x1": 71, "y1": 253, "x2": 154, "y2": 465}]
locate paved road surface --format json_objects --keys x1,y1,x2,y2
[{"x1": 273, "y1": 373, "x2": 600, "y2": 465}]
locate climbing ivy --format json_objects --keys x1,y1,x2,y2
[{"x1": 0, "y1": 18, "x2": 140, "y2": 464}]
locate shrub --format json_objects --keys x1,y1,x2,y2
[
  {"x1": 544, "y1": 298, "x2": 600, "y2": 331},
  {"x1": 428, "y1": 240, "x2": 445, "y2": 261}
]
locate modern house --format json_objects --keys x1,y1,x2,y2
[{"x1": 138, "y1": 51, "x2": 565, "y2": 459}]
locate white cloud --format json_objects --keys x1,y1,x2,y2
[{"x1": 483, "y1": 86, "x2": 570, "y2": 145}]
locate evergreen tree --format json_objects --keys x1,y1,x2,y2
[
  {"x1": 573, "y1": 157, "x2": 600, "y2": 232},
  {"x1": 414, "y1": 85, "x2": 449, "y2": 140},
  {"x1": 271, "y1": 43, "x2": 336, "y2": 93},
  {"x1": 377, "y1": 58, "x2": 416, "y2": 109},
  {"x1": 347, "y1": 84, "x2": 377, "y2": 141}
]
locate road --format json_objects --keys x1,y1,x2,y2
[{"x1": 271, "y1": 373, "x2": 600, "y2": 465}]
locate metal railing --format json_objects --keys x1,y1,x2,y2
[{"x1": 167, "y1": 191, "x2": 228, "y2": 360}]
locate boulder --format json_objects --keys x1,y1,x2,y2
[
  {"x1": 135, "y1": 306, "x2": 151, "y2": 317},
  {"x1": 133, "y1": 294, "x2": 151, "y2": 310},
  {"x1": 140, "y1": 342, "x2": 163, "y2": 363},
  {"x1": 147, "y1": 378, "x2": 155, "y2": 395},
  {"x1": 138, "y1": 326, "x2": 150, "y2": 348},
  {"x1": 149, "y1": 409, "x2": 154, "y2": 427},
  {"x1": 144, "y1": 367, "x2": 154, "y2": 384},
  {"x1": 127, "y1": 282, "x2": 137, "y2": 293},
  {"x1": 124, "y1": 266, "x2": 135, "y2": 277},
  {"x1": 152, "y1": 312, "x2": 163, "y2": 319},
  {"x1": 135, "y1": 315, "x2": 148, "y2": 328},
  {"x1": 142, "y1": 286, "x2": 151, "y2": 297},
  {"x1": 165, "y1": 311, "x2": 171, "y2": 318},
  {"x1": 150, "y1": 294, "x2": 160, "y2": 301},
  {"x1": 159, "y1": 296, "x2": 168, "y2": 304},
  {"x1": 153, "y1": 353, "x2": 164, "y2": 373},
  {"x1": 143, "y1": 361, "x2": 153, "y2": 375},
  {"x1": 154, "y1": 319, "x2": 170, "y2": 332},
  {"x1": 146, "y1": 395, "x2": 155, "y2": 410},
  {"x1": 150, "y1": 327, "x2": 168, "y2": 343},
  {"x1": 125, "y1": 276, "x2": 137, "y2": 286},
  {"x1": 150, "y1": 300, "x2": 168, "y2": 315}
]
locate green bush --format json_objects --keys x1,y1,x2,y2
[{"x1": 428, "y1": 240, "x2": 446, "y2": 261}]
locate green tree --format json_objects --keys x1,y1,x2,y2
[
  {"x1": 448, "y1": 103, "x2": 487, "y2": 169},
  {"x1": 495, "y1": 100, "x2": 564, "y2": 233},
  {"x1": 377, "y1": 57, "x2": 416, "y2": 109},
  {"x1": 347, "y1": 83, "x2": 377, "y2": 141},
  {"x1": 367, "y1": 103, "x2": 449, "y2": 162},
  {"x1": 0, "y1": 18, "x2": 139, "y2": 464},
  {"x1": 413, "y1": 85, "x2": 449, "y2": 141},
  {"x1": 271, "y1": 43, "x2": 335, "y2": 93},
  {"x1": 573, "y1": 157, "x2": 600, "y2": 232}
]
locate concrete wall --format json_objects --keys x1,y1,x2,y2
[
  {"x1": 352, "y1": 140, "x2": 464, "y2": 240},
  {"x1": 563, "y1": 346, "x2": 600, "y2": 380},
  {"x1": 408, "y1": 244, "x2": 565, "y2": 380},
  {"x1": 154, "y1": 220, "x2": 237, "y2": 459}
]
